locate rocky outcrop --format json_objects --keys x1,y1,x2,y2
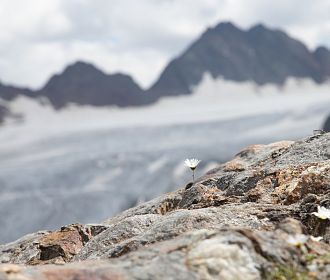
[
  {"x1": 1, "y1": 133, "x2": 330, "y2": 279},
  {"x1": 0, "y1": 224, "x2": 109, "y2": 265}
]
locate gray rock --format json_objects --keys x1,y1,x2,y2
[
  {"x1": 149, "y1": 22, "x2": 330, "y2": 98},
  {"x1": 75, "y1": 204, "x2": 275, "y2": 261},
  {"x1": 324, "y1": 115, "x2": 330, "y2": 132},
  {"x1": 1, "y1": 133, "x2": 330, "y2": 279}
]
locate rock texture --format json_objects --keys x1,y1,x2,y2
[{"x1": 1, "y1": 133, "x2": 330, "y2": 279}]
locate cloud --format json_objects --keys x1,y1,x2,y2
[{"x1": 0, "y1": 0, "x2": 329, "y2": 89}]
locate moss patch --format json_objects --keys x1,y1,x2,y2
[{"x1": 266, "y1": 265, "x2": 313, "y2": 280}]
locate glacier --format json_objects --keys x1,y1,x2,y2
[{"x1": 0, "y1": 75, "x2": 330, "y2": 243}]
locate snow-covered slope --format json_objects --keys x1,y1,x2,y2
[{"x1": 0, "y1": 76, "x2": 330, "y2": 243}]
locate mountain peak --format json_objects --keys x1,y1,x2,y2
[
  {"x1": 211, "y1": 21, "x2": 242, "y2": 35},
  {"x1": 150, "y1": 21, "x2": 329, "y2": 96},
  {"x1": 314, "y1": 46, "x2": 330, "y2": 55},
  {"x1": 1, "y1": 21, "x2": 330, "y2": 111},
  {"x1": 39, "y1": 61, "x2": 150, "y2": 109},
  {"x1": 248, "y1": 23, "x2": 269, "y2": 33},
  {"x1": 67, "y1": 61, "x2": 95, "y2": 68},
  {"x1": 214, "y1": 21, "x2": 239, "y2": 30},
  {"x1": 62, "y1": 61, "x2": 105, "y2": 77}
]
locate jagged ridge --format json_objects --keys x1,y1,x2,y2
[
  {"x1": 150, "y1": 22, "x2": 330, "y2": 97},
  {"x1": 1, "y1": 22, "x2": 330, "y2": 113}
]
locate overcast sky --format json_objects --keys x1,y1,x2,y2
[{"x1": 0, "y1": 0, "x2": 330, "y2": 90}]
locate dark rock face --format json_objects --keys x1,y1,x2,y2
[
  {"x1": 1, "y1": 133, "x2": 330, "y2": 279},
  {"x1": 150, "y1": 22, "x2": 330, "y2": 97},
  {"x1": 0, "y1": 62, "x2": 152, "y2": 112},
  {"x1": 38, "y1": 61, "x2": 152, "y2": 109},
  {"x1": 0, "y1": 62, "x2": 153, "y2": 118},
  {"x1": 324, "y1": 116, "x2": 330, "y2": 132},
  {"x1": 314, "y1": 47, "x2": 330, "y2": 79},
  {"x1": 0, "y1": 105, "x2": 8, "y2": 123},
  {"x1": 0, "y1": 83, "x2": 34, "y2": 101},
  {"x1": 0, "y1": 83, "x2": 35, "y2": 122}
]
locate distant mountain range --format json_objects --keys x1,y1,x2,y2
[
  {"x1": 38, "y1": 62, "x2": 152, "y2": 109},
  {"x1": 150, "y1": 22, "x2": 330, "y2": 97},
  {"x1": 1, "y1": 21, "x2": 330, "y2": 122}
]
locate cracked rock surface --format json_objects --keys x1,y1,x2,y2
[{"x1": 1, "y1": 133, "x2": 330, "y2": 279}]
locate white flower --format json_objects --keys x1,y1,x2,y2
[
  {"x1": 312, "y1": 205, "x2": 330, "y2": 220},
  {"x1": 287, "y1": 234, "x2": 308, "y2": 246},
  {"x1": 310, "y1": 236, "x2": 323, "y2": 242},
  {"x1": 184, "y1": 158, "x2": 201, "y2": 170}
]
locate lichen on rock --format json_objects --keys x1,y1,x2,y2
[{"x1": 1, "y1": 133, "x2": 330, "y2": 279}]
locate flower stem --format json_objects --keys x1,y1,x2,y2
[{"x1": 192, "y1": 170, "x2": 195, "y2": 183}]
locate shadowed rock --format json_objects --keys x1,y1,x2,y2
[
  {"x1": 0, "y1": 105, "x2": 8, "y2": 123},
  {"x1": 150, "y1": 22, "x2": 330, "y2": 97},
  {"x1": 0, "y1": 224, "x2": 108, "y2": 265},
  {"x1": 38, "y1": 61, "x2": 153, "y2": 109},
  {"x1": 324, "y1": 115, "x2": 330, "y2": 132}
]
